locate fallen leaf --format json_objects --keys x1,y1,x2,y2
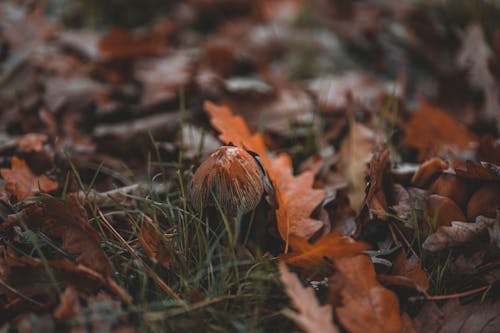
[
  {"x1": 378, "y1": 251, "x2": 429, "y2": 293},
  {"x1": 0, "y1": 246, "x2": 129, "y2": 312},
  {"x1": 138, "y1": 216, "x2": 173, "y2": 269},
  {"x1": 411, "y1": 157, "x2": 449, "y2": 188},
  {"x1": 364, "y1": 149, "x2": 390, "y2": 219},
  {"x1": 414, "y1": 299, "x2": 500, "y2": 333},
  {"x1": 454, "y1": 160, "x2": 500, "y2": 181},
  {"x1": 17, "y1": 133, "x2": 48, "y2": 153},
  {"x1": 458, "y1": 23, "x2": 500, "y2": 128},
  {"x1": 403, "y1": 98, "x2": 478, "y2": 161},
  {"x1": 423, "y1": 215, "x2": 499, "y2": 252},
  {"x1": 278, "y1": 262, "x2": 339, "y2": 333},
  {"x1": 2, "y1": 194, "x2": 113, "y2": 278},
  {"x1": 134, "y1": 52, "x2": 193, "y2": 107},
  {"x1": 54, "y1": 286, "x2": 81, "y2": 320},
  {"x1": 271, "y1": 154, "x2": 326, "y2": 246},
  {"x1": 282, "y1": 233, "x2": 370, "y2": 267},
  {"x1": 98, "y1": 26, "x2": 170, "y2": 60},
  {"x1": 204, "y1": 101, "x2": 326, "y2": 248},
  {"x1": 333, "y1": 255, "x2": 403, "y2": 333},
  {"x1": 0, "y1": 156, "x2": 58, "y2": 200},
  {"x1": 338, "y1": 118, "x2": 375, "y2": 212}
]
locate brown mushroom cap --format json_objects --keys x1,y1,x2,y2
[
  {"x1": 190, "y1": 146, "x2": 265, "y2": 216},
  {"x1": 466, "y1": 185, "x2": 500, "y2": 220}
]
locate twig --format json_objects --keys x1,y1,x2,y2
[
  {"x1": 410, "y1": 285, "x2": 490, "y2": 301},
  {"x1": 0, "y1": 278, "x2": 44, "y2": 307},
  {"x1": 78, "y1": 183, "x2": 167, "y2": 205},
  {"x1": 97, "y1": 210, "x2": 181, "y2": 301}
]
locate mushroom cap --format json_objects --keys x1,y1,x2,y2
[{"x1": 190, "y1": 146, "x2": 265, "y2": 216}]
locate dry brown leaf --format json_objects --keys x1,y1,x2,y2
[
  {"x1": 411, "y1": 157, "x2": 449, "y2": 188},
  {"x1": 17, "y1": 133, "x2": 48, "y2": 153},
  {"x1": 334, "y1": 255, "x2": 403, "y2": 333},
  {"x1": 138, "y1": 216, "x2": 173, "y2": 269},
  {"x1": 338, "y1": 118, "x2": 375, "y2": 212},
  {"x1": 278, "y1": 262, "x2": 339, "y2": 333},
  {"x1": 98, "y1": 26, "x2": 171, "y2": 60},
  {"x1": 404, "y1": 99, "x2": 478, "y2": 161},
  {"x1": 378, "y1": 251, "x2": 429, "y2": 293},
  {"x1": 282, "y1": 233, "x2": 370, "y2": 267},
  {"x1": 423, "y1": 215, "x2": 499, "y2": 252},
  {"x1": 414, "y1": 299, "x2": 500, "y2": 333},
  {"x1": 204, "y1": 101, "x2": 326, "y2": 248},
  {"x1": 364, "y1": 149, "x2": 390, "y2": 219},
  {"x1": 2, "y1": 194, "x2": 114, "y2": 278},
  {"x1": 0, "y1": 156, "x2": 58, "y2": 201},
  {"x1": 54, "y1": 286, "x2": 82, "y2": 320},
  {"x1": 0, "y1": 246, "x2": 130, "y2": 310}
]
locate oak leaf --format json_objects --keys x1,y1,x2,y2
[
  {"x1": 279, "y1": 262, "x2": 339, "y2": 333},
  {"x1": 0, "y1": 156, "x2": 58, "y2": 200},
  {"x1": 204, "y1": 101, "x2": 325, "y2": 249},
  {"x1": 404, "y1": 99, "x2": 478, "y2": 161},
  {"x1": 282, "y1": 233, "x2": 370, "y2": 267},
  {"x1": 333, "y1": 255, "x2": 403, "y2": 333},
  {"x1": 2, "y1": 194, "x2": 113, "y2": 278}
]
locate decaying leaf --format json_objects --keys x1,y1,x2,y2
[
  {"x1": 0, "y1": 156, "x2": 58, "y2": 200},
  {"x1": 404, "y1": 99, "x2": 478, "y2": 161},
  {"x1": 138, "y1": 216, "x2": 173, "y2": 269},
  {"x1": 271, "y1": 154, "x2": 326, "y2": 246},
  {"x1": 364, "y1": 149, "x2": 390, "y2": 219},
  {"x1": 2, "y1": 194, "x2": 113, "y2": 278},
  {"x1": 338, "y1": 118, "x2": 375, "y2": 212},
  {"x1": 54, "y1": 286, "x2": 81, "y2": 320},
  {"x1": 423, "y1": 215, "x2": 499, "y2": 252},
  {"x1": 414, "y1": 299, "x2": 500, "y2": 333},
  {"x1": 333, "y1": 255, "x2": 403, "y2": 333},
  {"x1": 378, "y1": 251, "x2": 429, "y2": 293},
  {"x1": 278, "y1": 262, "x2": 339, "y2": 333},
  {"x1": 282, "y1": 233, "x2": 370, "y2": 267}
]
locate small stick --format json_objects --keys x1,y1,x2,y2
[{"x1": 410, "y1": 285, "x2": 490, "y2": 301}]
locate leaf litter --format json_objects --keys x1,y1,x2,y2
[{"x1": 0, "y1": 0, "x2": 499, "y2": 332}]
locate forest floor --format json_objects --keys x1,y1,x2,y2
[{"x1": 0, "y1": 1, "x2": 499, "y2": 332}]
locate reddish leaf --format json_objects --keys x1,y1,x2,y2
[
  {"x1": 98, "y1": 25, "x2": 171, "y2": 60},
  {"x1": 0, "y1": 156, "x2": 58, "y2": 200},
  {"x1": 282, "y1": 233, "x2": 370, "y2": 267},
  {"x1": 2, "y1": 194, "x2": 113, "y2": 278},
  {"x1": 404, "y1": 99, "x2": 478, "y2": 161},
  {"x1": 364, "y1": 149, "x2": 390, "y2": 219},
  {"x1": 138, "y1": 216, "x2": 173, "y2": 269},
  {"x1": 54, "y1": 286, "x2": 81, "y2": 320},
  {"x1": 333, "y1": 255, "x2": 403, "y2": 333},
  {"x1": 17, "y1": 133, "x2": 48, "y2": 153},
  {"x1": 204, "y1": 101, "x2": 326, "y2": 248},
  {"x1": 279, "y1": 262, "x2": 339, "y2": 333},
  {"x1": 378, "y1": 251, "x2": 429, "y2": 293}
]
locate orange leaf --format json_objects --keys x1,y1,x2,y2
[
  {"x1": 279, "y1": 262, "x2": 340, "y2": 333},
  {"x1": 1, "y1": 156, "x2": 58, "y2": 200},
  {"x1": 334, "y1": 255, "x2": 403, "y2": 333},
  {"x1": 282, "y1": 233, "x2": 370, "y2": 267},
  {"x1": 203, "y1": 101, "x2": 325, "y2": 249},
  {"x1": 404, "y1": 98, "x2": 478, "y2": 161}
]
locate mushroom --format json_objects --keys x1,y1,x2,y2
[{"x1": 190, "y1": 146, "x2": 265, "y2": 216}]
